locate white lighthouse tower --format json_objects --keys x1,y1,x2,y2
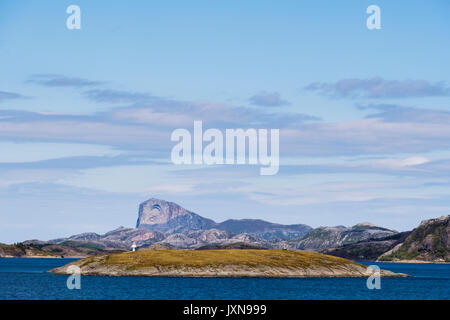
[{"x1": 131, "y1": 241, "x2": 137, "y2": 252}]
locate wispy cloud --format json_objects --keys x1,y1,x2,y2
[
  {"x1": 235, "y1": 179, "x2": 436, "y2": 206},
  {"x1": 84, "y1": 89, "x2": 154, "y2": 103},
  {"x1": 0, "y1": 169, "x2": 76, "y2": 188},
  {"x1": 84, "y1": 88, "x2": 303, "y2": 126},
  {"x1": 3, "y1": 102, "x2": 450, "y2": 157},
  {"x1": 305, "y1": 77, "x2": 450, "y2": 99},
  {"x1": 360, "y1": 104, "x2": 450, "y2": 124},
  {"x1": 375, "y1": 156, "x2": 430, "y2": 168},
  {"x1": 173, "y1": 155, "x2": 450, "y2": 179},
  {"x1": 249, "y1": 91, "x2": 290, "y2": 107},
  {"x1": 0, "y1": 155, "x2": 165, "y2": 170},
  {"x1": 108, "y1": 101, "x2": 319, "y2": 128},
  {"x1": 27, "y1": 74, "x2": 104, "y2": 87},
  {"x1": 282, "y1": 118, "x2": 450, "y2": 156},
  {"x1": 4, "y1": 76, "x2": 450, "y2": 160},
  {"x1": 0, "y1": 91, "x2": 25, "y2": 102}
]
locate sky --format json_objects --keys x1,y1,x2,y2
[{"x1": 1, "y1": 0, "x2": 450, "y2": 243}]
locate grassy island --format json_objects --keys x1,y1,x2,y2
[{"x1": 50, "y1": 249, "x2": 408, "y2": 278}]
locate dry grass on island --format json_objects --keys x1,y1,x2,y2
[{"x1": 49, "y1": 249, "x2": 408, "y2": 278}]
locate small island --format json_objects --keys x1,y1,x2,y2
[{"x1": 49, "y1": 249, "x2": 407, "y2": 277}]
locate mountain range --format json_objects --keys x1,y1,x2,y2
[
  {"x1": 1, "y1": 197, "x2": 448, "y2": 262},
  {"x1": 136, "y1": 198, "x2": 312, "y2": 240}
]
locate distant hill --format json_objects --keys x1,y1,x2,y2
[
  {"x1": 49, "y1": 227, "x2": 165, "y2": 249},
  {"x1": 0, "y1": 240, "x2": 125, "y2": 258},
  {"x1": 195, "y1": 242, "x2": 266, "y2": 250},
  {"x1": 378, "y1": 215, "x2": 450, "y2": 262},
  {"x1": 216, "y1": 219, "x2": 312, "y2": 241},
  {"x1": 289, "y1": 223, "x2": 398, "y2": 250},
  {"x1": 322, "y1": 231, "x2": 411, "y2": 261}
]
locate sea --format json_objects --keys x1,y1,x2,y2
[{"x1": 0, "y1": 258, "x2": 448, "y2": 300}]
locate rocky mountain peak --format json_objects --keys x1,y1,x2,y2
[
  {"x1": 136, "y1": 198, "x2": 216, "y2": 233},
  {"x1": 418, "y1": 215, "x2": 449, "y2": 228},
  {"x1": 352, "y1": 222, "x2": 378, "y2": 228},
  {"x1": 136, "y1": 198, "x2": 189, "y2": 227}
]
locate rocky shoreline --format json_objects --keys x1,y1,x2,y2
[{"x1": 378, "y1": 259, "x2": 450, "y2": 264}]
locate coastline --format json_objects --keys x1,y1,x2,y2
[
  {"x1": 0, "y1": 255, "x2": 83, "y2": 259},
  {"x1": 377, "y1": 259, "x2": 450, "y2": 264}
]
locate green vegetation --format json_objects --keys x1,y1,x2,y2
[
  {"x1": 0, "y1": 240, "x2": 125, "y2": 258},
  {"x1": 324, "y1": 242, "x2": 394, "y2": 261},
  {"x1": 60, "y1": 240, "x2": 105, "y2": 251},
  {"x1": 380, "y1": 216, "x2": 449, "y2": 262},
  {"x1": 0, "y1": 242, "x2": 56, "y2": 257}
]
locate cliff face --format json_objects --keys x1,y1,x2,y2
[
  {"x1": 379, "y1": 215, "x2": 450, "y2": 262},
  {"x1": 136, "y1": 198, "x2": 216, "y2": 233},
  {"x1": 290, "y1": 223, "x2": 398, "y2": 250}
]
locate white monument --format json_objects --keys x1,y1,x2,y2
[{"x1": 131, "y1": 241, "x2": 137, "y2": 252}]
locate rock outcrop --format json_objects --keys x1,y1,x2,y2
[
  {"x1": 378, "y1": 215, "x2": 450, "y2": 262},
  {"x1": 136, "y1": 198, "x2": 217, "y2": 233}
]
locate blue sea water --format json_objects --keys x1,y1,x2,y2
[{"x1": 0, "y1": 258, "x2": 449, "y2": 300}]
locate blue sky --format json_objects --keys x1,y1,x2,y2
[{"x1": 1, "y1": 1, "x2": 450, "y2": 243}]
